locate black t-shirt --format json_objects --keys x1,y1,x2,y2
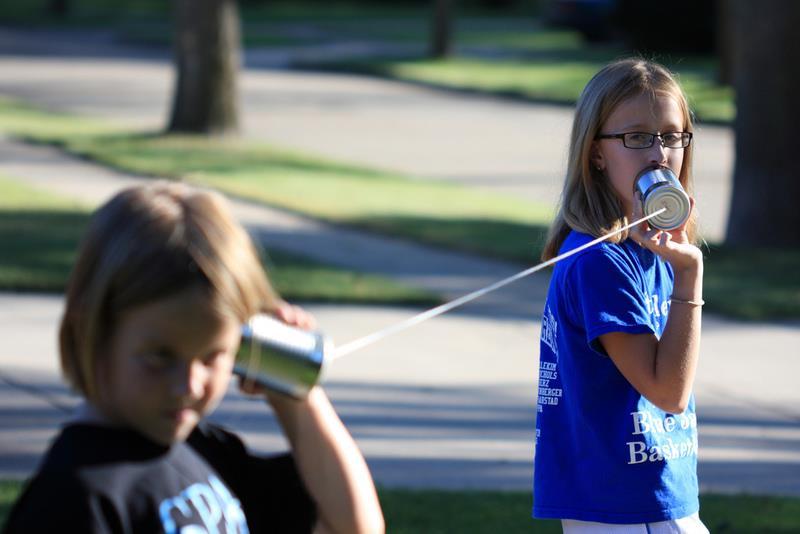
[{"x1": 3, "y1": 422, "x2": 317, "y2": 533}]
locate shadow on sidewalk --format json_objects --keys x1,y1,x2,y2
[{"x1": 1, "y1": 368, "x2": 800, "y2": 495}]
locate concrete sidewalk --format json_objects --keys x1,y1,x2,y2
[
  {"x1": 1, "y1": 137, "x2": 799, "y2": 496},
  {"x1": 3, "y1": 294, "x2": 800, "y2": 496}
]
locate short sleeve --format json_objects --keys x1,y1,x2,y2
[
  {"x1": 567, "y1": 248, "x2": 656, "y2": 354},
  {"x1": 188, "y1": 424, "x2": 317, "y2": 533},
  {"x1": 3, "y1": 473, "x2": 113, "y2": 533}
]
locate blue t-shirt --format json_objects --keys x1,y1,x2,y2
[{"x1": 533, "y1": 231, "x2": 699, "y2": 523}]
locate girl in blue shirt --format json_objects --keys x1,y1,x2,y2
[{"x1": 533, "y1": 58, "x2": 708, "y2": 533}]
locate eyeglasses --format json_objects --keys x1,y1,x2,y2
[{"x1": 595, "y1": 131, "x2": 693, "y2": 149}]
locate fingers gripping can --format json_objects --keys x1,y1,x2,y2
[
  {"x1": 234, "y1": 314, "x2": 331, "y2": 399},
  {"x1": 634, "y1": 166, "x2": 691, "y2": 230}
]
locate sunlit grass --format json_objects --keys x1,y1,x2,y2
[
  {"x1": 379, "y1": 489, "x2": 800, "y2": 533},
  {"x1": 310, "y1": 56, "x2": 733, "y2": 124},
  {"x1": 0, "y1": 97, "x2": 552, "y2": 263},
  {"x1": 3, "y1": 479, "x2": 800, "y2": 533}
]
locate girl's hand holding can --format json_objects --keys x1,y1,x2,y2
[
  {"x1": 631, "y1": 191, "x2": 703, "y2": 274},
  {"x1": 273, "y1": 299, "x2": 318, "y2": 331},
  {"x1": 237, "y1": 300, "x2": 326, "y2": 400}
]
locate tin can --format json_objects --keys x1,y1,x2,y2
[
  {"x1": 634, "y1": 166, "x2": 691, "y2": 230},
  {"x1": 234, "y1": 314, "x2": 331, "y2": 399}
]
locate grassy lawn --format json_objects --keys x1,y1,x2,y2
[
  {"x1": 2, "y1": 479, "x2": 799, "y2": 532},
  {"x1": 0, "y1": 1, "x2": 538, "y2": 24},
  {"x1": 0, "y1": 97, "x2": 553, "y2": 264},
  {"x1": 0, "y1": 481, "x2": 21, "y2": 529},
  {"x1": 701, "y1": 244, "x2": 800, "y2": 321},
  {"x1": 0, "y1": 177, "x2": 86, "y2": 291},
  {"x1": 302, "y1": 55, "x2": 733, "y2": 125},
  {"x1": 378, "y1": 489, "x2": 800, "y2": 533},
  {"x1": 1, "y1": 99, "x2": 797, "y2": 321},
  {"x1": 0, "y1": 0, "x2": 538, "y2": 47},
  {"x1": 0, "y1": 175, "x2": 436, "y2": 306}
]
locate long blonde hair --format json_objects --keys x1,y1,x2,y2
[
  {"x1": 59, "y1": 181, "x2": 278, "y2": 400},
  {"x1": 542, "y1": 58, "x2": 697, "y2": 260}
]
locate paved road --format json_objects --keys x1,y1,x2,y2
[
  {"x1": 2, "y1": 294, "x2": 800, "y2": 495},
  {"x1": 1, "y1": 29, "x2": 798, "y2": 496}
]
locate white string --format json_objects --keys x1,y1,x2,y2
[{"x1": 331, "y1": 209, "x2": 666, "y2": 360}]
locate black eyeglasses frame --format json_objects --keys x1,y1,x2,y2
[{"x1": 595, "y1": 131, "x2": 693, "y2": 149}]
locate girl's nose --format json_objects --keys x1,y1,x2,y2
[
  {"x1": 648, "y1": 141, "x2": 669, "y2": 166},
  {"x1": 172, "y1": 359, "x2": 207, "y2": 400}
]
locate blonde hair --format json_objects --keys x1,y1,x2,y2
[
  {"x1": 542, "y1": 58, "x2": 697, "y2": 260},
  {"x1": 59, "y1": 181, "x2": 278, "y2": 400}
]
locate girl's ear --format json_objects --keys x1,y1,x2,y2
[{"x1": 590, "y1": 141, "x2": 605, "y2": 172}]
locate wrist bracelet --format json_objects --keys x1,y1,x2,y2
[{"x1": 670, "y1": 297, "x2": 705, "y2": 306}]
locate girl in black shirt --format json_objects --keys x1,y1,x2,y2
[{"x1": 4, "y1": 182, "x2": 384, "y2": 534}]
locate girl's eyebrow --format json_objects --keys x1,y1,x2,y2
[
  {"x1": 148, "y1": 346, "x2": 177, "y2": 359},
  {"x1": 134, "y1": 336, "x2": 177, "y2": 357}
]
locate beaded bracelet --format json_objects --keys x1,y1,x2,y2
[{"x1": 671, "y1": 297, "x2": 705, "y2": 306}]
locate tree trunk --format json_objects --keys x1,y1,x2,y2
[
  {"x1": 715, "y1": 0, "x2": 734, "y2": 85},
  {"x1": 429, "y1": 0, "x2": 453, "y2": 59},
  {"x1": 168, "y1": 0, "x2": 241, "y2": 135},
  {"x1": 725, "y1": 0, "x2": 800, "y2": 246},
  {"x1": 48, "y1": 0, "x2": 70, "y2": 18}
]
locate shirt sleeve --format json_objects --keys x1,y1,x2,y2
[
  {"x1": 188, "y1": 423, "x2": 317, "y2": 533},
  {"x1": 2, "y1": 473, "x2": 115, "y2": 534},
  {"x1": 567, "y1": 247, "x2": 656, "y2": 354}
]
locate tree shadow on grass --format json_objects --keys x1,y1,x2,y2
[
  {"x1": 0, "y1": 210, "x2": 88, "y2": 292},
  {"x1": 351, "y1": 215, "x2": 550, "y2": 266}
]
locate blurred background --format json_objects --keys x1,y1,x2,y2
[{"x1": 1, "y1": 1, "x2": 799, "y2": 531}]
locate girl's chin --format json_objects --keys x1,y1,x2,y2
[
  {"x1": 145, "y1": 411, "x2": 200, "y2": 445},
  {"x1": 172, "y1": 412, "x2": 200, "y2": 438}
]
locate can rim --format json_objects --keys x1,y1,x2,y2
[{"x1": 643, "y1": 186, "x2": 691, "y2": 230}]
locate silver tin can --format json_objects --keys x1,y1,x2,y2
[
  {"x1": 634, "y1": 166, "x2": 691, "y2": 230},
  {"x1": 234, "y1": 314, "x2": 331, "y2": 399}
]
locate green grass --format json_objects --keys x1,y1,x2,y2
[
  {"x1": 380, "y1": 488, "x2": 559, "y2": 533},
  {"x1": 368, "y1": 57, "x2": 598, "y2": 103},
  {"x1": 1, "y1": 98, "x2": 796, "y2": 321},
  {"x1": 305, "y1": 55, "x2": 733, "y2": 125},
  {"x1": 0, "y1": 174, "x2": 437, "y2": 306},
  {"x1": 458, "y1": 28, "x2": 582, "y2": 51},
  {"x1": 265, "y1": 250, "x2": 437, "y2": 306},
  {"x1": 702, "y1": 244, "x2": 800, "y2": 321},
  {"x1": 0, "y1": 97, "x2": 552, "y2": 265},
  {"x1": 0, "y1": 480, "x2": 22, "y2": 529},
  {"x1": 0, "y1": 178, "x2": 88, "y2": 291},
  {"x1": 379, "y1": 489, "x2": 800, "y2": 533},
  {"x1": 2, "y1": 480, "x2": 799, "y2": 532},
  {"x1": 119, "y1": 10, "x2": 569, "y2": 49},
  {"x1": 0, "y1": 1, "x2": 540, "y2": 25}
]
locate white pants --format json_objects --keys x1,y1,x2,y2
[{"x1": 562, "y1": 513, "x2": 709, "y2": 534}]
